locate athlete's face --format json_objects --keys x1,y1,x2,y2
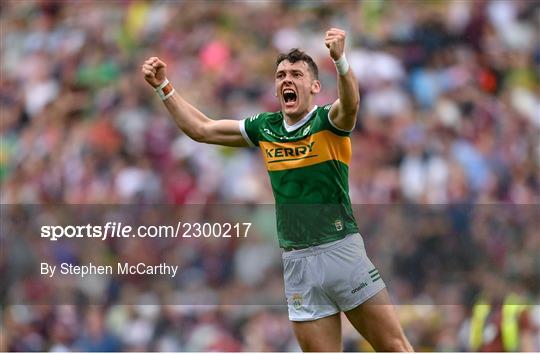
[{"x1": 275, "y1": 60, "x2": 320, "y2": 119}]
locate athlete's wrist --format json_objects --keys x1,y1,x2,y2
[
  {"x1": 333, "y1": 54, "x2": 349, "y2": 76},
  {"x1": 155, "y1": 78, "x2": 175, "y2": 101}
]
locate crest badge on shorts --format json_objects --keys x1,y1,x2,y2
[
  {"x1": 292, "y1": 293, "x2": 303, "y2": 310},
  {"x1": 334, "y1": 219, "x2": 343, "y2": 231}
]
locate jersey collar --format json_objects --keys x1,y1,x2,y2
[{"x1": 282, "y1": 105, "x2": 318, "y2": 133}]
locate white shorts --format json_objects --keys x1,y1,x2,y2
[{"x1": 282, "y1": 233, "x2": 386, "y2": 321}]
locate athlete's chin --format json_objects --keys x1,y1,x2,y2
[
  {"x1": 282, "y1": 105, "x2": 303, "y2": 117},
  {"x1": 283, "y1": 106, "x2": 295, "y2": 114}
]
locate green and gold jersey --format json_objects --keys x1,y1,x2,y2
[{"x1": 240, "y1": 104, "x2": 358, "y2": 249}]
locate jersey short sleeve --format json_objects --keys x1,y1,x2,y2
[
  {"x1": 321, "y1": 103, "x2": 354, "y2": 137},
  {"x1": 239, "y1": 113, "x2": 264, "y2": 147}
]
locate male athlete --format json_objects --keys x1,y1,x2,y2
[{"x1": 142, "y1": 28, "x2": 413, "y2": 351}]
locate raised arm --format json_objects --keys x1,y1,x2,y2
[
  {"x1": 141, "y1": 57, "x2": 249, "y2": 147},
  {"x1": 325, "y1": 29, "x2": 360, "y2": 131}
]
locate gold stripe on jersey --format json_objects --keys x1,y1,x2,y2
[{"x1": 259, "y1": 130, "x2": 351, "y2": 171}]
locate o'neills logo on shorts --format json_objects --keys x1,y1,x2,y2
[{"x1": 351, "y1": 282, "x2": 368, "y2": 294}]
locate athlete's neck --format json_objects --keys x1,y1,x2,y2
[{"x1": 283, "y1": 105, "x2": 317, "y2": 126}]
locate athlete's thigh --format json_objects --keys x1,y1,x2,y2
[
  {"x1": 292, "y1": 312, "x2": 342, "y2": 352},
  {"x1": 344, "y1": 288, "x2": 412, "y2": 352}
]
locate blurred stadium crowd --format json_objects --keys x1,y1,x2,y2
[{"x1": 1, "y1": 0, "x2": 539, "y2": 351}]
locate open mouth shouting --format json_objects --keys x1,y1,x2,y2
[{"x1": 282, "y1": 88, "x2": 297, "y2": 108}]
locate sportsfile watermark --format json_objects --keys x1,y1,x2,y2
[
  {"x1": 41, "y1": 221, "x2": 252, "y2": 241},
  {"x1": 2, "y1": 204, "x2": 537, "y2": 306}
]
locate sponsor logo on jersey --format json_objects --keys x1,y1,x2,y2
[
  {"x1": 265, "y1": 142, "x2": 315, "y2": 159},
  {"x1": 334, "y1": 219, "x2": 343, "y2": 231},
  {"x1": 259, "y1": 130, "x2": 351, "y2": 171}
]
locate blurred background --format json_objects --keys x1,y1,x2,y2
[{"x1": 1, "y1": 0, "x2": 539, "y2": 351}]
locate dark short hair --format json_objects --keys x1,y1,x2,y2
[{"x1": 276, "y1": 48, "x2": 319, "y2": 80}]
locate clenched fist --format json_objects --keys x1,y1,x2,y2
[
  {"x1": 141, "y1": 57, "x2": 167, "y2": 88},
  {"x1": 324, "y1": 28, "x2": 346, "y2": 61}
]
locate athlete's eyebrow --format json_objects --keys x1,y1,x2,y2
[{"x1": 275, "y1": 69, "x2": 304, "y2": 77}]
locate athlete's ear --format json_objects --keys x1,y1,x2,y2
[{"x1": 311, "y1": 80, "x2": 321, "y2": 95}]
